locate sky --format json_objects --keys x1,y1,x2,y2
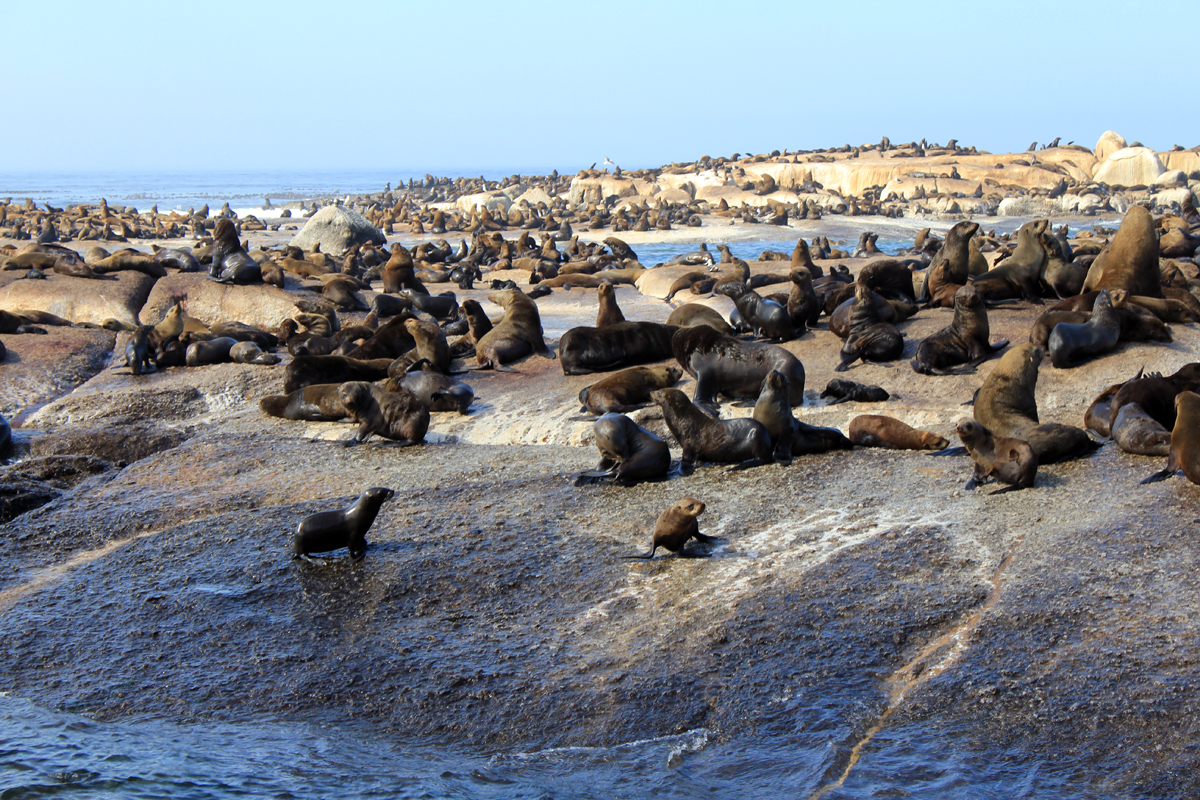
[{"x1": 3, "y1": 0, "x2": 1192, "y2": 175}]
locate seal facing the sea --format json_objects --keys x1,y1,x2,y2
[{"x1": 293, "y1": 487, "x2": 395, "y2": 562}]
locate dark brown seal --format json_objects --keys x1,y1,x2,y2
[
  {"x1": 1141, "y1": 392, "x2": 1200, "y2": 484},
  {"x1": 838, "y1": 282, "x2": 904, "y2": 371},
  {"x1": 293, "y1": 487, "x2": 394, "y2": 563},
  {"x1": 578, "y1": 365, "x2": 683, "y2": 414},
  {"x1": 665, "y1": 304, "x2": 734, "y2": 334},
  {"x1": 671, "y1": 324, "x2": 805, "y2": 414},
  {"x1": 624, "y1": 497, "x2": 712, "y2": 559},
  {"x1": 474, "y1": 289, "x2": 556, "y2": 372},
  {"x1": 751, "y1": 369, "x2": 852, "y2": 465},
  {"x1": 283, "y1": 355, "x2": 394, "y2": 394},
  {"x1": 1109, "y1": 362, "x2": 1200, "y2": 432},
  {"x1": 558, "y1": 321, "x2": 677, "y2": 376},
  {"x1": 911, "y1": 284, "x2": 1008, "y2": 375},
  {"x1": 1047, "y1": 288, "x2": 1120, "y2": 368},
  {"x1": 576, "y1": 413, "x2": 671, "y2": 486},
  {"x1": 956, "y1": 420, "x2": 1037, "y2": 494},
  {"x1": 595, "y1": 282, "x2": 626, "y2": 327},
  {"x1": 849, "y1": 415, "x2": 949, "y2": 451},
  {"x1": 652, "y1": 387, "x2": 771, "y2": 474},
  {"x1": 339, "y1": 381, "x2": 430, "y2": 445}
]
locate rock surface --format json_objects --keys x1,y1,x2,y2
[{"x1": 288, "y1": 205, "x2": 385, "y2": 256}]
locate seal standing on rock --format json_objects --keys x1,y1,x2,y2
[
  {"x1": 576, "y1": 413, "x2": 671, "y2": 486},
  {"x1": 672, "y1": 324, "x2": 804, "y2": 414},
  {"x1": 652, "y1": 388, "x2": 772, "y2": 474},
  {"x1": 1142, "y1": 391, "x2": 1200, "y2": 485},
  {"x1": 293, "y1": 487, "x2": 395, "y2": 563},
  {"x1": 956, "y1": 420, "x2": 1037, "y2": 494},
  {"x1": 912, "y1": 284, "x2": 1008, "y2": 375},
  {"x1": 339, "y1": 381, "x2": 430, "y2": 446},
  {"x1": 473, "y1": 289, "x2": 556, "y2": 372},
  {"x1": 624, "y1": 497, "x2": 712, "y2": 559}
]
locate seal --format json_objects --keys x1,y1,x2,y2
[
  {"x1": 209, "y1": 218, "x2": 261, "y2": 284},
  {"x1": 970, "y1": 219, "x2": 1048, "y2": 303},
  {"x1": 1083, "y1": 206, "x2": 1160, "y2": 298},
  {"x1": 1111, "y1": 402, "x2": 1171, "y2": 457},
  {"x1": 381, "y1": 244, "x2": 428, "y2": 294},
  {"x1": 260, "y1": 383, "x2": 350, "y2": 421},
  {"x1": 403, "y1": 318, "x2": 452, "y2": 374},
  {"x1": 558, "y1": 321, "x2": 678, "y2": 376},
  {"x1": 384, "y1": 370, "x2": 474, "y2": 414},
  {"x1": 595, "y1": 282, "x2": 625, "y2": 327},
  {"x1": 973, "y1": 343, "x2": 1097, "y2": 463},
  {"x1": 185, "y1": 336, "x2": 238, "y2": 367},
  {"x1": 1108, "y1": 362, "x2": 1200, "y2": 432},
  {"x1": 838, "y1": 282, "x2": 904, "y2": 371},
  {"x1": 955, "y1": 420, "x2": 1037, "y2": 494},
  {"x1": 338, "y1": 381, "x2": 430, "y2": 445},
  {"x1": 920, "y1": 220, "x2": 979, "y2": 297},
  {"x1": 125, "y1": 326, "x2": 153, "y2": 375},
  {"x1": 576, "y1": 413, "x2": 671, "y2": 486},
  {"x1": 652, "y1": 387, "x2": 772, "y2": 474},
  {"x1": 751, "y1": 370, "x2": 852, "y2": 464},
  {"x1": 401, "y1": 289, "x2": 459, "y2": 320},
  {"x1": 624, "y1": 497, "x2": 712, "y2": 559},
  {"x1": 1047, "y1": 288, "x2": 1120, "y2": 368},
  {"x1": 293, "y1": 487, "x2": 395, "y2": 563},
  {"x1": 230, "y1": 340, "x2": 281, "y2": 365},
  {"x1": 665, "y1": 304, "x2": 734, "y2": 334},
  {"x1": 820, "y1": 379, "x2": 890, "y2": 404},
  {"x1": 716, "y1": 282, "x2": 796, "y2": 341},
  {"x1": 911, "y1": 284, "x2": 1009, "y2": 375},
  {"x1": 283, "y1": 355, "x2": 394, "y2": 394},
  {"x1": 849, "y1": 415, "x2": 949, "y2": 451},
  {"x1": 473, "y1": 289, "x2": 556, "y2": 372},
  {"x1": 578, "y1": 365, "x2": 683, "y2": 414},
  {"x1": 1141, "y1": 391, "x2": 1200, "y2": 484},
  {"x1": 787, "y1": 267, "x2": 821, "y2": 332},
  {"x1": 672, "y1": 324, "x2": 805, "y2": 414}
]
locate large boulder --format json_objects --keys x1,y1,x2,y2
[
  {"x1": 456, "y1": 191, "x2": 512, "y2": 215},
  {"x1": 287, "y1": 206, "x2": 385, "y2": 257},
  {"x1": 0, "y1": 271, "x2": 156, "y2": 329},
  {"x1": 1095, "y1": 130, "x2": 1127, "y2": 163},
  {"x1": 1093, "y1": 147, "x2": 1164, "y2": 188},
  {"x1": 141, "y1": 273, "x2": 341, "y2": 331}
]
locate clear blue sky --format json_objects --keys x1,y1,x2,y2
[{"x1": 5, "y1": 0, "x2": 1190, "y2": 174}]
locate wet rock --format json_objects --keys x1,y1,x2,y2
[
  {"x1": 0, "y1": 328, "x2": 116, "y2": 419},
  {"x1": 0, "y1": 478, "x2": 60, "y2": 523},
  {"x1": 29, "y1": 419, "x2": 191, "y2": 464}
]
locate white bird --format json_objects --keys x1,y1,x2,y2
[{"x1": 603, "y1": 157, "x2": 615, "y2": 167}]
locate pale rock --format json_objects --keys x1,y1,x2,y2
[
  {"x1": 287, "y1": 206, "x2": 385, "y2": 257},
  {"x1": 1154, "y1": 169, "x2": 1187, "y2": 188},
  {"x1": 0, "y1": 271, "x2": 156, "y2": 328},
  {"x1": 1093, "y1": 147, "x2": 1164, "y2": 188},
  {"x1": 1095, "y1": 131, "x2": 1127, "y2": 163},
  {"x1": 456, "y1": 191, "x2": 512, "y2": 215}
]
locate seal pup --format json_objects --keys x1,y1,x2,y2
[
  {"x1": 293, "y1": 487, "x2": 395, "y2": 563},
  {"x1": 956, "y1": 420, "x2": 1037, "y2": 494},
  {"x1": 576, "y1": 413, "x2": 671, "y2": 486},
  {"x1": 820, "y1": 379, "x2": 889, "y2": 404},
  {"x1": 652, "y1": 388, "x2": 771, "y2": 474},
  {"x1": 911, "y1": 284, "x2": 1008, "y2": 375},
  {"x1": 849, "y1": 415, "x2": 948, "y2": 451},
  {"x1": 125, "y1": 326, "x2": 153, "y2": 375},
  {"x1": 624, "y1": 497, "x2": 712, "y2": 559},
  {"x1": 1141, "y1": 391, "x2": 1200, "y2": 484},
  {"x1": 339, "y1": 381, "x2": 430, "y2": 446}
]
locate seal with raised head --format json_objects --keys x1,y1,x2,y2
[
  {"x1": 850, "y1": 415, "x2": 949, "y2": 451},
  {"x1": 576, "y1": 413, "x2": 671, "y2": 486},
  {"x1": 1047, "y1": 288, "x2": 1120, "y2": 368},
  {"x1": 293, "y1": 487, "x2": 395, "y2": 563},
  {"x1": 652, "y1": 387, "x2": 772, "y2": 474},
  {"x1": 209, "y1": 219, "x2": 261, "y2": 284},
  {"x1": 1142, "y1": 391, "x2": 1200, "y2": 484},
  {"x1": 595, "y1": 282, "x2": 626, "y2": 327},
  {"x1": 624, "y1": 497, "x2": 712, "y2": 559},
  {"x1": 473, "y1": 289, "x2": 556, "y2": 372},
  {"x1": 716, "y1": 282, "x2": 796, "y2": 341},
  {"x1": 339, "y1": 381, "x2": 430, "y2": 445},
  {"x1": 956, "y1": 420, "x2": 1037, "y2": 494},
  {"x1": 578, "y1": 365, "x2": 683, "y2": 414},
  {"x1": 838, "y1": 282, "x2": 904, "y2": 371},
  {"x1": 911, "y1": 284, "x2": 1008, "y2": 375},
  {"x1": 672, "y1": 324, "x2": 804, "y2": 414}
]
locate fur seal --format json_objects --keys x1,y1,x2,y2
[
  {"x1": 401, "y1": 289, "x2": 458, "y2": 320},
  {"x1": 578, "y1": 365, "x2": 682, "y2": 414},
  {"x1": 125, "y1": 326, "x2": 153, "y2": 375},
  {"x1": 973, "y1": 343, "x2": 1097, "y2": 463},
  {"x1": 1109, "y1": 363, "x2": 1200, "y2": 432},
  {"x1": 1083, "y1": 206, "x2": 1161, "y2": 298},
  {"x1": 402, "y1": 318, "x2": 451, "y2": 374},
  {"x1": 1142, "y1": 391, "x2": 1200, "y2": 484},
  {"x1": 820, "y1": 379, "x2": 889, "y2": 404},
  {"x1": 209, "y1": 219, "x2": 261, "y2": 284},
  {"x1": 185, "y1": 337, "x2": 237, "y2": 367},
  {"x1": 652, "y1": 387, "x2": 771, "y2": 474},
  {"x1": 474, "y1": 289, "x2": 555, "y2": 372},
  {"x1": 849, "y1": 415, "x2": 948, "y2": 451},
  {"x1": 283, "y1": 355, "x2": 393, "y2": 394},
  {"x1": 595, "y1": 282, "x2": 625, "y2": 327},
  {"x1": 716, "y1": 282, "x2": 796, "y2": 341},
  {"x1": 293, "y1": 487, "x2": 395, "y2": 563},
  {"x1": 665, "y1": 304, "x2": 734, "y2": 334},
  {"x1": 956, "y1": 420, "x2": 1037, "y2": 494},
  {"x1": 752, "y1": 370, "x2": 852, "y2": 465},
  {"x1": 838, "y1": 282, "x2": 904, "y2": 371},
  {"x1": 1111, "y1": 402, "x2": 1171, "y2": 457},
  {"x1": 911, "y1": 284, "x2": 1008, "y2": 375},
  {"x1": 260, "y1": 384, "x2": 351, "y2": 421},
  {"x1": 1047, "y1": 289, "x2": 1120, "y2": 368},
  {"x1": 624, "y1": 497, "x2": 711, "y2": 559},
  {"x1": 230, "y1": 340, "x2": 281, "y2": 365},
  {"x1": 671, "y1": 324, "x2": 804, "y2": 414},
  {"x1": 339, "y1": 381, "x2": 430, "y2": 445},
  {"x1": 558, "y1": 321, "x2": 677, "y2": 376},
  {"x1": 786, "y1": 267, "x2": 821, "y2": 331},
  {"x1": 576, "y1": 413, "x2": 671, "y2": 486}
]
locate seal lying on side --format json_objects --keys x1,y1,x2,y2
[
  {"x1": 293, "y1": 487, "x2": 395, "y2": 563},
  {"x1": 652, "y1": 388, "x2": 772, "y2": 474},
  {"x1": 1108, "y1": 362, "x2": 1200, "y2": 432},
  {"x1": 911, "y1": 284, "x2": 1008, "y2": 375},
  {"x1": 1111, "y1": 402, "x2": 1171, "y2": 457},
  {"x1": 1141, "y1": 391, "x2": 1200, "y2": 484},
  {"x1": 956, "y1": 420, "x2": 1037, "y2": 494},
  {"x1": 558, "y1": 321, "x2": 677, "y2": 375},
  {"x1": 578, "y1": 365, "x2": 683, "y2": 414},
  {"x1": 385, "y1": 370, "x2": 474, "y2": 415},
  {"x1": 339, "y1": 381, "x2": 430, "y2": 445},
  {"x1": 849, "y1": 415, "x2": 948, "y2": 451},
  {"x1": 1047, "y1": 288, "x2": 1120, "y2": 368},
  {"x1": 576, "y1": 413, "x2": 671, "y2": 486},
  {"x1": 672, "y1": 324, "x2": 804, "y2": 414},
  {"x1": 624, "y1": 497, "x2": 712, "y2": 559},
  {"x1": 260, "y1": 384, "x2": 351, "y2": 421},
  {"x1": 820, "y1": 379, "x2": 889, "y2": 404},
  {"x1": 283, "y1": 355, "x2": 394, "y2": 394},
  {"x1": 666, "y1": 303, "x2": 734, "y2": 334}
]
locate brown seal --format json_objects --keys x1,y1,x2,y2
[
  {"x1": 1108, "y1": 362, "x2": 1200, "y2": 432},
  {"x1": 838, "y1": 282, "x2": 904, "y2": 371},
  {"x1": 293, "y1": 487, "x2": 394, "y2": 563},
  {"x1": 955, "y1": 420, "x2": 1037, "y2": 494},
  {"x1": 911, "y1": 284, "x2": 1008, "y2": 375},
  {"x1": 260, "y1": 384, "x2": 351, "y2": 421},
  {"x1": 751, "y1": 369, "x2": 852, "y2": 465},
  {"x1": 339, "y1": 381, "x2": 430, "y2": 445},
  {"x1": 402, "y1": 318, "x2": 451, "y2": 374},
  {"x1": 383, "y1": 371, "x2": 474, "y2": 415},
  {"x1": 209, "y1": 218, "x2": 261, "y2": 284},
  {"x1": 624, "y1": 497, "x2": 712, "y2": 559},
  {"x1": 665, "y1": 304, "x2": 734, "y2": 334},
  {"x1": 473, "y1": 289, "x2": 556, "y2": 372},
  {"x1": 283, "y1": 355, "x2": 394, "y2": 394},
  {"x1": 849, "y1": 415, "x2": 949, "y2": 451},
  {"x1": 786, "y1": 267, "x2": 821, "y2": 331},
  {"x1": 381, "y1": 244, "x2": 428, "y2": 294},
  {"x1": 1111, "y1": 402, "x2": 1171, "y2": 457},
  {"x1": 1141, "y1": 391, "x2": 1200, "y2": 484},
  {"x1": 1083, "y1": 206, "x2": 1161, "y2": 298},
  {"x1": 973, "y1": 343, "x2": 1097, "y2": 463},
  {"x1": 672, "y1": 324, "x2": 805, "y2": 414},
  {"x1": 576, "y1": 413, "x2": 671, "y2": 486},
  {"x1": 652, "y1": 387, "x2": 772, "y2": 474},
  {"x1": 595, "y1": 282, "x2": 626, "y2": 327},
  {"x1": 558, "y1": 321, "x2": 678, "y2": 376},
  {"x1": 578, "y1": 365, "x2": 683, "y2": 414}
]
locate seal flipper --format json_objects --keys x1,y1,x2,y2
[
  {"x1": 929, "y1": 446, "x2": 968, "y2": 457},
  {"x1": 989, "y1": 484, "x2": 1025, "y2": 495},
  {"x1": 727, "y1": 457, "x2": 768, "y2": 472},
  {"x1": 1140, "y1": 468, "x2": 1180, "y2": 484}
]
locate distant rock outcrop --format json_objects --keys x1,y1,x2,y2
[{"x1": 288, "y1": 206, "x2": 384, "y2": 257}]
